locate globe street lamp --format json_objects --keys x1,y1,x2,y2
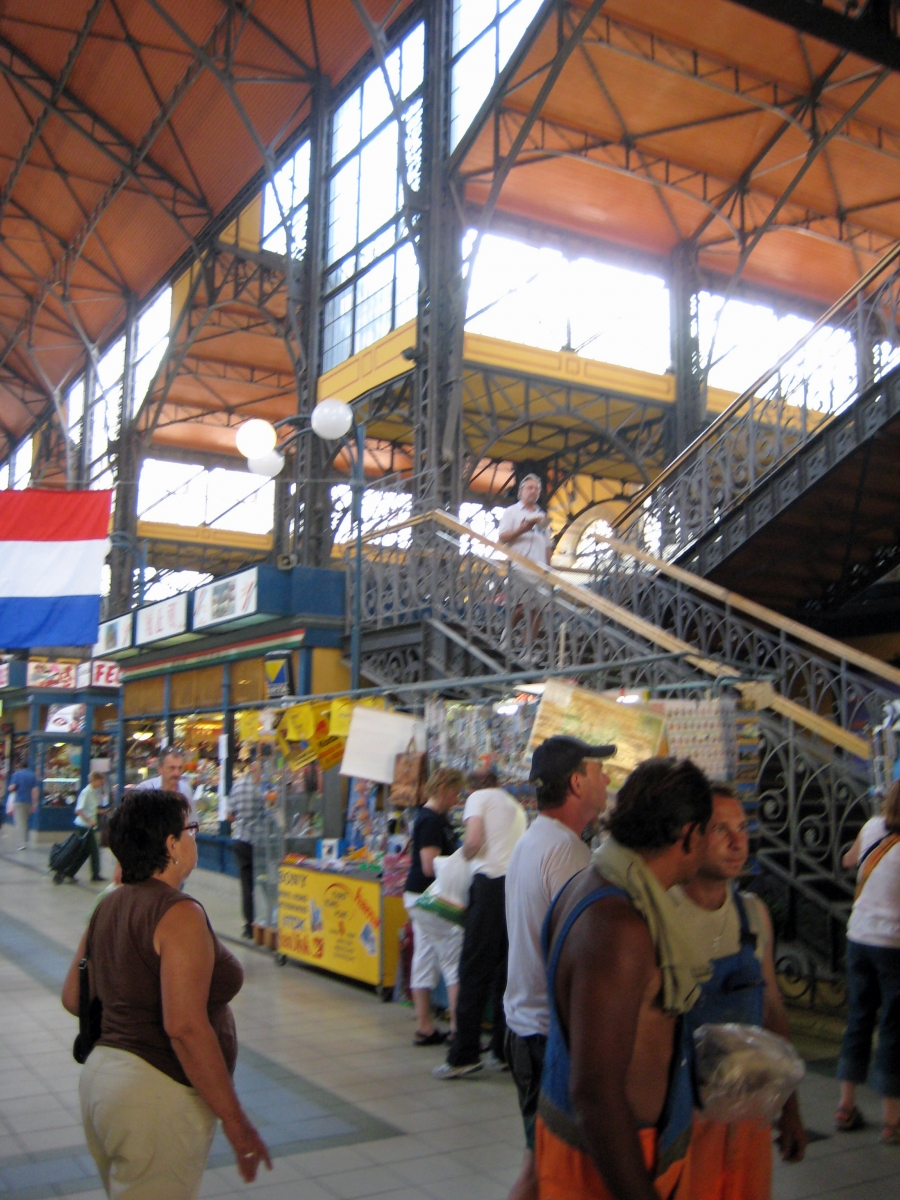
[{"x1": 234, "y1": 400, "x2": 366, "y2": 690}]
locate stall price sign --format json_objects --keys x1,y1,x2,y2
[{"x1": 278, "y1": 866, "x2": 382, "y2": 986}]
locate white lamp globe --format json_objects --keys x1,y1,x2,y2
[
  {"x1": 311, "y1": 397, "x2": 353, "y2": 441},
  {"x1": 236, "y1": 418, "x2": 277, "y2": 459},
  {"x1": 247, "y1": 449, "x2": 284, "y2": 478}
]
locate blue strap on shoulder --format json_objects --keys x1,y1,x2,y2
[{"x1": 543, "y1": 883, "x2": 631, "y2": 981}]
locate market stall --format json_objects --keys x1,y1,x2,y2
[{"x1": 278, "y1": 858, "x2": 407, "y2": 992}]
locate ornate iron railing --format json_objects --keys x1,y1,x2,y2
[
  {"x1": 347, "y1": 511, "x2": 897, "y2": 940},
  {"x1": 354, "y1": 517, "x2": 700, "y2": 692},
  {"x1": 612, "y1": 244, "x2": 900, "y2": 562},
  {"x1": 581, "y1": 539, "x2": 900, "y2": 741}
]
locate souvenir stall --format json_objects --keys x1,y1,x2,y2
[{"x1": 276, "y1": 701, "x2": 417, "y2": 991}]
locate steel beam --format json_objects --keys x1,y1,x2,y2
[{"x1": 466, "y1": 105, "x2": 896, "y2": 258}]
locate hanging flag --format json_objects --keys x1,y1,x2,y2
[{"x1": 0, "y1": 489, "x2": 112, "y2": 648}]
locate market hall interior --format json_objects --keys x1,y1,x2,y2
[{"x1": 0, "y1": 836, "x2": 894, "y2": 1200}]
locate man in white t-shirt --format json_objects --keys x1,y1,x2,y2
[
  {"x1": 69, "y1": 770, "x2": 109, "y2": 883},
  {"x1": 503, "y1": 736, "x2": 614, "y2": 1200},
  {"x1": 497, "y1": 475, "x2": 552, "y2": 567},
  {"x1": 134, "y1": 747, "x2": 196, "y2": 815},
  {"x1": 434, "y1": 770, "x2": 527, "y2": 1080}
]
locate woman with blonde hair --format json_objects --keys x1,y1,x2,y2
[
  {"x1": 403, "y1": 767, "x2": 466, "y2": 1045},
  {"x1": 836, "y1": 780, "x2": 900, "y2": 1143}
]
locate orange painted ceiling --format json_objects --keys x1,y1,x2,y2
[
  {"x1": 460, "y1": 0, "x2": 900, "y2": 305},
  {"x1": 0, "y1": 0, "x2": 414, "y2": 462},
  {"x1": 2, "y1": 0, "x2": 899, "y2": 469}
]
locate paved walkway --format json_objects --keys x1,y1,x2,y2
[{"x1": 0, "y1": 829, "x2": 897, "y2": 1200}]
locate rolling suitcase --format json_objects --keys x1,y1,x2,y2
[{"x1": 49, "y1": 829, "x2": 92, "y2": 882}]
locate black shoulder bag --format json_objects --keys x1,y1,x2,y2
[{"x1": 72, "y1": 937, "x2": 103, "y2": 1064}]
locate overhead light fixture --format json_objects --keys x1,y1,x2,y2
[
  {"x1": 247, "y1": 449, "x2": 285, "y2": 478},
  {"x1": 236, "y1": 418, "x2": 277, "y2": 459},
  {"x1": 311, "y1": 397, "x2": 353, "y2": 441}
]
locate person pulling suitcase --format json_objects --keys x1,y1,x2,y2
[{"x1": 51, "y1": 771, "x2": 107, "y2": 884}]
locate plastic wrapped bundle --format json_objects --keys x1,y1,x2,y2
[{"x1": 694, "y1": 1023, "x2": 805, "y2": 1124}]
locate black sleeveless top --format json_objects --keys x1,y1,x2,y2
[{"x1": 88, "y1": 878, "x2": 243, "y2": 1086}]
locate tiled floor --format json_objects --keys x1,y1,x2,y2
[{"x1": 1, "y1": 828, "x2": 898, "y2": 1200}]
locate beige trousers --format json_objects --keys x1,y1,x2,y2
[
  {"x1": 13, "y1": 802, "x2": 30, "y2": 846},
  {"x1": 80, "y1": 1045, "x2": 218, "y2": 1200}
]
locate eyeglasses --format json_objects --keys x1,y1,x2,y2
[{"x1": 182, "y1": 822, "x2": 200, "y2": 838}]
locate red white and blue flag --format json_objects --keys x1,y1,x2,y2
[{"x1": 0, "y1": 490, "x2": 112, "y2": 648}]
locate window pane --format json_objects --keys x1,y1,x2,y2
[
  {"x1": 362, "y1": 67, "x2": 392, "y2": 139},
  {"x1": 499, "y1": 0, "x2": 543, "y2": 68},
  {"x1": 12, "y1": 438, "x2": 32, "y2": 488},
  {"x1": 358, "y1": 123, "x2": 398, "y2": 244},
  {"x1": 0, "y1": 460, "x2": 9, "y2": 490},
  {"x1": 67, "y1": 379, "x2": 85, "y2": 436},
  {"x1": 355, "y1": 257, "x2": 395, "y2": 352},
  {"x1": 453, "y1": 0, "x2": 495, "y2": 56},
  {"x1": 323, "y1": 285, "x2": 355, "y2": 371},
  {"x1": 401, "y1": 22, "x2": 425, "y2": 98},
  {"x1": 97, "y1": 337, "x2": 125, "y2": 393},
  {"x1": 404, "y1": 96, "x2": 424, "y2": 192},
  {"x1": 332, "y1": 88, "x2": 362, "y2": 165},
  {"x1": 450, "y1": 31, "x2": 496, "y2": 150},
  {"x1": 136, "y1": 289, "x2": 172, "y2": 360},
  {"x1": 327, "y1": 156, "x2": 360, "y2": 264},
  {"x1": 395, "y1": 242, "x2": 419, "y2": 327}
]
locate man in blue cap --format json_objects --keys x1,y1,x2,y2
[{"x1": 503, "y1": 736, "x2": 615, "y2": 1200}]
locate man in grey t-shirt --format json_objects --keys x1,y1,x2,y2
[{"x1": 503, "y1": 736, "x2": 614, "y2": 1200}]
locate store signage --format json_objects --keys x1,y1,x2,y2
[
  {"x1": 46, "y1": 703, "x2": 86, "y2": 734},
  {"x1": 27, "y1": 661, "x2": 77, "y2": 689},
  {"x1": 0, "y1": 662, "x2": 8, "y2": 689},
  {"x1": 135, "y1": 594, "x2": 188, "y2": 645},
  {"x1": 75, "y1": 660, "x2": 122, "y2": 689},
  {"x1": 94, "y1": 613, "x2": 133, "y2": 656},
  {"x1": 278, "y1": 867, "x2": 386, "y2": 986},
  {"x1": 193, "y1": 568, "x2": 258, "y2": 630},
  {"x1": 264, "y1": 650, "x2": 294, "y2": 699}
]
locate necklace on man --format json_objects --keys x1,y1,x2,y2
[{"x1": 709, "y1": 903, "x2": 731, "y2": 954}]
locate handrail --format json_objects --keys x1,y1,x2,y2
[
  {"x1": 351, "y1": 508, "x2": 871, "y2": 757},
  {"x1": 592, "y1": 533, "x2": 900, "y2": 692},
  {"x1": 612, "y1": 238, "x2": 900, "y2": 531}
]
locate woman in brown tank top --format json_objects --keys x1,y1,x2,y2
[{"x1": 62, "y1": 789, "x2": 270, "y2": 1199}]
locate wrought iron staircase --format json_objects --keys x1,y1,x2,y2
[
  {"x1": 347, "y1": 510, "x2": 900, "y2": 964},
  {"x1": 612, "y1": 245, "x2": 900, "y2": 619}
]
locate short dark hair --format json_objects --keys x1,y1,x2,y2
[
  {"x1": 468, "y1": 768, "x2": 499, "y2": 790},
  {"x1": 109, "y1": 790, "x2": 190, "y2": 883},
  {"x1": 608, "y1": 758, "x2": 712, "y2": 851},
  {"x1": 537, "y1": 761, "x2": 587, "y2": 811}
]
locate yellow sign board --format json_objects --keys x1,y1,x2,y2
[
  {"x1": 329, "y1": 698, "x2": 354, "y2": 737},
  {"x1": 278, "y1": 865, "x2": 405, "y2": 987},
  {"x1": 529, "y1": 680, "x2": 665, "y2": 787},
  {"x1": 285, "y1": 703, "x2": 315, "y2": 742}
]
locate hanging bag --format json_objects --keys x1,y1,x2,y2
[
  {"x1": 72, "y1": 935, "x2": 102, "y2": 1064},
  {"x1": 390, "y1": 738, "x2": 427, "y2": 808}
]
